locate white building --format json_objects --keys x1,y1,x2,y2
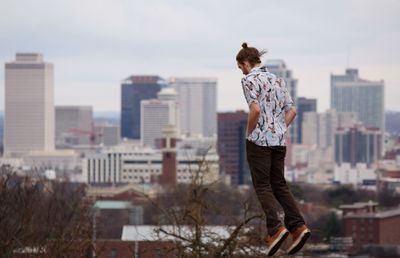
[
  {"x1": 0, "y1": 149, "x2": 81, "y2": 180},
  {"x1": 334, "y1": 163, "x2": 377, "y2": 189},
  {"x1": 168, "y1": 77, "x2": 217, "y2": 138},
  {"x1": 23, "y1": 149, "x2": 81, "y2": 174},
  {"x1": 302, "y1": 109, "x2": 359, "y2": 149},
  {"x1": 83, "y1": 136, "x2": 219, "y2": 185},
  {"x1": 55, "y1": 106, "x2": 93, "y2": 146},
  {"x1": 4, "y1": 53, "x2": 54, "y2": 157},
  {"x1": 122, "y1": 225, "x2": 232, "y2": 242},
  {"x1": 141, "y1": 88, "x2": 179, "y2": 149},
  {"x1": 288, "y1": 144, "x2": 335, "y2": 184}
]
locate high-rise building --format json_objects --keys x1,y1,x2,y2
[
  {"x1": 217, "y1": 110, "x2": 250, "y2": 186},
  {"x1": 55, "y1": 106, "x2": 93, "y2": 146},
  {"x1": 265, "y1": 60, "x2": 298, "y2": 144},
  {"x1": 296, "y1": 97, "x2": 317, "y2": 144},
  {"x1": 4, "y1": 53, "x2": 54, "y2": 157},
  {"x1": 141, "y1": 88, "x2": 179, "y2": 149},
  {"x1": 335, "y1": 123, "x2": 382, "y2": 168},
  {"x1": 331, "y1": 68, "x2": 385, "y2": 131},
  {"x1": 95, "y1": 124, "x2": 120, "y2": 146},
  {"x1": 120, "y1": 75, "x2": 168, "y2": 140},
  {"x1": 302, "y1": 109, "x2": 359, "y2": 149},
  {"x1": 168, "y1": 77, "x2": 217, "y2": 138}
]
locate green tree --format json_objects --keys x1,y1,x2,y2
[{"x1": 322, "y1": 212, "x2": 341, "y2": 241}]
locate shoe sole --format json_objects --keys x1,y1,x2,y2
[
  {"x1": 287, "y1": 229, "x2": 311, "y2": 255},
  {"x1": 267, "y1": 229, "x2": 290, "y2": 256}
]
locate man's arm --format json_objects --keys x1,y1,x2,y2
[
  {"x1": 247, "y1": 102, "x2": 261, "y2": 137},
  {"x1": 285, "y1": 106, "x2": 297, "y2": 127},
  {"x1": 241, "y1": 77, "x2": 261, "y2": 137},
  {"x1": 279, "y1": 77, "x2": 296, "y2": 127}
]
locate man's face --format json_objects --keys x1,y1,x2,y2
[{"x1": 237, "y1": 60, "x2": 252, "y2": 75}]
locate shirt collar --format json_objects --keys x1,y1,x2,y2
[{"x1": 249, "y1": 64, "x2": 269, "y2": 74}]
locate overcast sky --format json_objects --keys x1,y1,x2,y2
[{"x1": 1, "y1": 0, "x2": 399, "y2": 113}]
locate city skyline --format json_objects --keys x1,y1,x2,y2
[{"x1": 0, "y1": 0, "x2": 399, "y2": 113}]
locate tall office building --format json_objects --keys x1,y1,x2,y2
[
  {"x1": 217, "y1": 110, "x2": 250, "y2": 186},
  {"x1": 302, "y1": 109, "x2": 359, "y2": 149},
  {"x1": 94, "y1": 124, "x2": 120, "y2": 146},
  {"x1": 296, "y1": 97, "x2": 317, "y2": 144},
  {"x1": 331, "y1": 68, "x2": 384, "y2": 131},
  {"x1": 55, "y1": 106, "x2": 93, "y2": 146},
  {"x1": 168, "y1": 77, "x2": 217, "y2": 138},
  {"x1": 141, "y1": 88, "x2": 179, "y2": 149},
  {"x1": 157, "y1": 87, "x2": 180, "y2": 135},
  {"x1": 4, "y1": 53, "x2": 54, "y2": 157},
  {"x1": 335, "y1": 124, "x2": 382, "y2": 168},
  {"x1": 265, "y1": 60, "x2": 299, "y2": 143},
  {"x1": 121, "y1": 75, "x2": 168, "y2": 140}
]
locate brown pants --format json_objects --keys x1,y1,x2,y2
[{"x1": 245, "y1": 139, "x2": 305, "y2": 236}]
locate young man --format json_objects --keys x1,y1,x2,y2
[{"x1": 236, "y1": 42, "x2": 311, "y2": 256}]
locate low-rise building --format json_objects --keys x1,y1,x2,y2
[{"x1": 341, "y1": 202, "x2": 400, "y2": 253}]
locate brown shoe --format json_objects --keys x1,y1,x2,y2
[
  {"x1": 264, "y1": 226, "x2": 289, "y2": 256},
  {"x1": 287, "y1": 225, "x2": 311, "y2": 255}
]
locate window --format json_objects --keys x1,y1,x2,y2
[
  {"x1": 155, "y1": 249, "x2": 163, "y2": 258},
  {"x1": 110, "y1": 249, "x2": 117, "y2": 258}
]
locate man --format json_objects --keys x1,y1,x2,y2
[{"x1": 236, "y1": 42, "x2": 311, "y2": 256}]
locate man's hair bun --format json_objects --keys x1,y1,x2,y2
[{"x1": 236, "y1": 42, "x2": 266, "y2": 66}]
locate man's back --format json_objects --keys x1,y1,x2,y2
[{"x1": 241, "y1": 64, "x2": 294, "y2": 146}]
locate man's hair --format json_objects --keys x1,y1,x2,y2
[{"x1": 236, "y1": 42, "x2": 267, "y2": 65}]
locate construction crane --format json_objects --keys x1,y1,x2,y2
[{"x1": 68, "y1": 122, "x2": 103, "y2": 148}]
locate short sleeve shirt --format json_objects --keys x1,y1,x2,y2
[{"x1": 241, "y1": 64, "x2": 294, "y2": 146}]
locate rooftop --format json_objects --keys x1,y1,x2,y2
[
  {"x1": 340, "y1": 201, "x2": 378, "y2": 209},
  {"x1": 94, "y1": 200, "x2": 133, "y2": 209},
  {"x1": 122, "y1": 225, "x2": 235, "y2": 242},
  {"x1": 344, "y1": 208, "x2": 400, "y2": 219}
]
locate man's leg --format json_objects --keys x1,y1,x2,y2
[
  {"x1": 269, "y1": 146, "x2": 305, "y2": 233},
  {"x1": 246, "y1": 139, "x2": 282, "y2": 236}
]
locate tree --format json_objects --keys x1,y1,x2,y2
[
  {"x1": 140, "y1": 145, "x2": 275, "y2": 257},
  {"x1": 322, "y1": 212, "x2": 341, "y2": 241},
  {"x1": 0, "y1": 165, "x2": 101, "y2": 258}
]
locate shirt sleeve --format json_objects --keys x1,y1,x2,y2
[
  {"x1": 241, "y1": 77, "x2": 260, "y2": 107},
  {"x1": 279, "y1": 77, "x2": 294, "y2": 111}
]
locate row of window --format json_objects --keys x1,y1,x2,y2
[
  {"x1": 123, "y1": 168, "x2": 195, "y2": 173},
  {"x1": 122, "y1": 175, "x2": 194, "y2": 180}
]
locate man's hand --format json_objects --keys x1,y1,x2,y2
[
  {"x1": 285, "y1": 107, "x2": 297, "y2": 127},
  {"x1": 247, "y1": 102, "x2": 260, "y2": 137}
]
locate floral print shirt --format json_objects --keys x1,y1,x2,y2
[{"x1": 241, "y1": 64, "x2": 294, "y2": 146}]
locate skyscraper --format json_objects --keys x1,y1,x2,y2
[
  {"x1": 168, "y1": 77, "x2": 217, "y2": 138},
  {"x1": 296, "y1": 97, "x2": 317, "y2": 144},
  {"x1": 141, "y1": 88, "x2": 179, "y2": 149},
  {"x1": 335, "y1": 124, "x2": 382, "y2": 168},
  {"x1": 265, "y1": 60, "x2": 298, "y2": 144},
  {"x1": 120, "y1": 75, "x2": 167, "y2": 140},
  {"x1": 4, "y1": 53, "x2": 54, "y2": 157},
  {"x1": 302, "y1": 109, "x2": 359, "y2": 149},
  {"x1": 331, "y1": 68, "x2": 385, "y2": 131},
  {"x1": 55, "y1": 106, "x2": 93, "y2": 146}
]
